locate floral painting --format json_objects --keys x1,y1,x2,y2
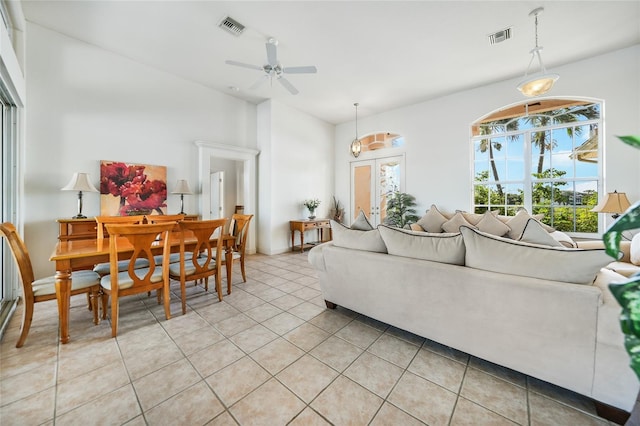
[{"x1": 100, "y1": 161, "x2": 167, "y2": 216}]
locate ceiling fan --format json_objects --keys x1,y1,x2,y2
[{"x1": 225, "y1": 38, "x2": 317, "y2": 95}]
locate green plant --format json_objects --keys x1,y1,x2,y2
[
  {"x1": 602, "y1": 135, "x2": 640, "y2": 379},
  {"x1": 384, "y1": 192, "x2": 419, "y2": 228}
]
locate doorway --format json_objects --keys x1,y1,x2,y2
[{"x1": 351, "y1": 155, "x2": 405, "y2": 226}]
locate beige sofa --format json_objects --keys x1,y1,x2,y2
[{"x1": 308, "y1": 222, "x2": 640, "y2": 412}]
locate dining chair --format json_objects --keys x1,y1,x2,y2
[
  {"x1": 0, "y1": 222, "x2": 101, "y2": 348},
  {"x1": 93, "y1": 215, "x2": 147, "y2": 276},
  {"x1": 101, "y1": 222, "x2": 176, "y2": 337},
  {"x1": 219, "y1": 214, "x2": 253, "y2": 283},
  {"x1": 169, "y1": 219, "x2": 226, "y2": 313},
  {"x1": 145, "y1": 214, "x2": 186, "y2": 263}
]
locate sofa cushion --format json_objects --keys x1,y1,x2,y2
[
  {"x1": 503, "y1": 209, "x2": 554, "y2": 239},
  {"x1": 519, "y1": 219, "x2": 563, "y2": 247},
  {"x1": 550, "y1": 231, "x2": 577, "y2": 248},
  {"x1": 330, "y1": 220, "x2": 387, "y2": 253},
  {"x1": 460, "y1": 226, "x2": 612, "y2": 284},
  {"x1": 416, "y1": 204, "x2": 449, "y2": 233},
  {"x1": 442, "y1": 212, "x2": 476, "y2": 233},
  {"x1": 593, "y1": 268, "x2": 626, "y2": 306},
  {"x1": 351, "y1": 210, "x2": 374, "y2": 231},
  {"x1": 606, "y1": 261, "x2": 640, "y2": 278},
  {"x1": 631, "y1": 232, "x2": 640, "y2": 266},
  {"x1": 378, "y1": 225, "x2": 465, "y2": 265},
  {"x1": 476, "y1": 211, "x2": 510, "y2": 237}
]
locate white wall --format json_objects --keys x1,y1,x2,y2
[
  {"x1": 25, "y1": 23, "x2": 257, "y2": 277},
  {"x1": 335, "y1": 45, "x2": 640, "y2": 223},
  {"x1": 257, "y1": 100, "x2": 335, "y2": 254}
]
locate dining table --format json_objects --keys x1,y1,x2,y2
[{"x1": 50, "y1": 232, "x2": 236, "y2": 344}]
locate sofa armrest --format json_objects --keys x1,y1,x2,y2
[{"x1": 576, "y1": 240, "x2": 631, "y2": 262}]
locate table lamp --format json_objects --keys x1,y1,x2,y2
[
  {"x1": 61, "y1": 172, "x2": 99, "y2": 219},
  {"x1": 591, "y1": 190, "x2": 631, "y2": 219},
  {"x1": 172, "y1": 179, "x2": 193, "y2": 215}
]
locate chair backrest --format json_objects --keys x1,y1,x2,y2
[
  {"x1": 230, "y1": 214, "x2": 253, "y2": 253},
  {"x1": 178, "y1": 219, "x2": 227, "y2": 277},
  {"x1": 0, "y1": 222, "x2": 35, "y2": 300},
  {"x1": 145, "y1": 214, "x2": 185, "y2": 231},
  {"x1": 104, "y1": 222, "x2": 176, "y2": 292},
  {"x1": 95, "y1": 215, "x2": 145, "y2": 239}
]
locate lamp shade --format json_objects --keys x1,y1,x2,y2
[
  {"x1": 517, "y1": 73, "x2": 560, "y2": 97},
  {"x1": 171, "y1": 179, "x2": 193, "y2": 195},
  {"x1": 591, "y1": 190, "x2": 631, "y2": 214},
  {"x1": 61, "y1": 173, "x2": 98, "y2": 192}
]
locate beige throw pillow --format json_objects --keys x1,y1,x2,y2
[
  {"x1": 519, "y1": 219, "x2": 563, "y2": 247},
  {"x1": 476, "y1": 211, "x2": 510, "y2": 237},
  {"x1": 504, "y1": 209, "x2": 554, "y2": 239},
  {"x1": 460, "y1": 226, "x2": 612, "y2": 284},
  {"x1": 442, "y1": 212, "x2": 476, "y2": 233},
  {"x1": 330, "y1": 220, "x2": 387, "y2": 253},
  {"x1": 416, "y1": 205, "x2": 449, "y2": 233},
  {"x1": 378, "y1": 225, "x2": 465, "y2": 265},
  {"x1": 631, "y1": 232, "x2": 640, "y2": 266},
  {"x1": 351, "y1": 210, "x2": 374, "y2": 231}
]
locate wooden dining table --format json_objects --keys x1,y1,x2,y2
[{"x1": 50, "y1": 232, "x2": 236, "y2": 344}]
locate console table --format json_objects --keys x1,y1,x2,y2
[
  {"x1": 58, "y1": 215, "x2": 200, "y2": 241},
  {"x1": 290, "y1": 219, "x2": 332, "y2": 253}
]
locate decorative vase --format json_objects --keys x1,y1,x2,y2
[{"x1": 308, "y1": 209, "x2": 316, "y2": 220}]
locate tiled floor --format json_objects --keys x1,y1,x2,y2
[{"x1": 0, "y1": 251, "x2": 619, "y2": 425}]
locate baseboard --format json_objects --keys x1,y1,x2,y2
[{"x1": 595, "y1": 400, "x2": 631, "y2": 425}]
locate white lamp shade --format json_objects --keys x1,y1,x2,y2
[
  {"x1": 171, "y1": 179, "x2": 193, "y2": 194},
  {"x1": 591, "y1": 191, "x2": 631, "y2": 214},
  {"x1": 61, "y1": 173, "x2": 98, "y2": 192},
  {"x1": 517, "y1": 73, "x2": 559, "y2": 97}
]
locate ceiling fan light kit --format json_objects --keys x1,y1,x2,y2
[
  {"x1": 517, "y1": 7, "x2": 559, "y2": 97},
  {"x1": 225, "y1": 37, "x2": 317, "y2": 95}
]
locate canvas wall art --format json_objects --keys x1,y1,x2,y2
[{"x1": 100, "y1": 160, "x2": 167, "y2": 216}]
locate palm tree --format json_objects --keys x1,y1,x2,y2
[
  {"x1": 524, "y1": 104, "x2": 600, "y2": 174},
  {"x1": 477, "y1": 119, "x2": 519, "y2": 199}
]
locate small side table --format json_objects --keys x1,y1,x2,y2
[{"x1": 290, "y1": 219, "x2": 332, "y2": 253}]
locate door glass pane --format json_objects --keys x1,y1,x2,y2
[
  {"x1": 378, "y1": 159, "x2": 401, "y2": 224},
  {"x1": 353, "y1": 164, "x2": 372, "y2": 220}
]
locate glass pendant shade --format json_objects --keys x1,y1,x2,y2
[
  {"x1": 351, "y1": 102, "x2": 361, "y2": 158},
  {"x1": 517, "y1": 8, "x2": 559, "y2": 97}
]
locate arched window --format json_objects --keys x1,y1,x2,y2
[{"x1": 471, "y1": 99, "x2": 602, "y2": 235}]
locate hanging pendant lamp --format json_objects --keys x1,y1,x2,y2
[
  {"x1": 350, "y1": 102, "x2": 362, "y2": 158},
  {"x1": 517, "y1": 7, "x2": 559, "y2": 97}
]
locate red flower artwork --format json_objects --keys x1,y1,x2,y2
[{"x1": 100, "y1": 161, "x2": 167, "y2": 216}]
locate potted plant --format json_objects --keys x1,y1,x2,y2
[
  {"x1": 384, "y1": 192, "x2": 419, "y2": 228},
  {"x1": 304, "y1": 198, "x2": 321, "y2": 220},
  {"x1": 601, "y1": 135, "x2": 640, "y2": 425},
  {"x1": 330, "y1": 196, "x2": 344, "y2": 223}
]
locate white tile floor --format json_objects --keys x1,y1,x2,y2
[{"x1": 0, "y1": 252, "x2": 619, "y2": 425}]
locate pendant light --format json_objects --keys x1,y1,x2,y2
[
  {"x1": 350, "y1": 102, "x2": 362, "y2": 158},
  {"x1": 517, "y1": 7, "x2": 559, "y2": 97}
]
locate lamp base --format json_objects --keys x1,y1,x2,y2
[{"x1": 73, "y1": 214, "x2": 87, "y2": 219}]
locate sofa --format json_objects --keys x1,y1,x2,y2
[{"x1": 307, "y1": 208, "x2": 640, "y2": 412}]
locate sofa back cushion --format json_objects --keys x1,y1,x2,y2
[
  {"x1": 460, "y1": 226, "x2": 611, "y2": 284},
  {"x1": 330, "y1": 220, "x2": 387, "y2": 253},
  {"x1": 378, "y1": 225, "x2": 465, "y2": 265}
]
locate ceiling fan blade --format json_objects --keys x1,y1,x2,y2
[
  {"x1": 225, "y1": 60, "x2": 263, "y2": 71},
  {"x1": 278, "y1": 76, "x2": 299, "y2": 95},
  {"x1": 283, "y1": 66, "x2": 318, "y2": 74},
  {"x1": 249, "y1": 75, "x2": 269, "y2": 90},
  {"x1": 266, "y1": 41, "x2": 278, "y2": 67}
]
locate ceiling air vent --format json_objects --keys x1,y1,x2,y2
[
  {"x1": 218, "y1": 16, "x2": 245, "y2": 36},
  {"x1": 488, "y1": 27, "x2": 512, "y2": 45}
]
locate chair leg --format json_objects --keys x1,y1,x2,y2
[
  {"x1": 101, "y1": 292, "x2": 108, "y2": 320},
  {"x1": 87, "y1": 292, "x2": 92, "y2": 311},
  {"x1": 110, "y1": 295, "x2": 119, "y2": 338},
  {"x1": 215, "y1": 274, "x2": 223, "y2": 302},
  {"x1": 90, "y1": 290, "x2": 99, "y2": 325},
  {"x1": 203, "y1": 277, "x2": 209, "y2": 292},
  {"x1": 240, "y1": 257, "x2": 247, "y2": 283},
  {"x1": 163, "y1": 282, "x2": 172, "y2": 320},
  {"x1": 156, "y1": 289, "x2": 162, "y2": 305},
  {"x1": 181, "y1": 278, "x2": 187, "y2": 315},
  {"x1": 15, "y1": 300, "x2": 34, "y2": 348}
]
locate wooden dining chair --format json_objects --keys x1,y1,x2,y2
[
  {"x1": 219, "y1": 214, "x2": 253, "y2": 283},
  {"x1": 0, "y1": 222, "x2": 101, "y2": 348},
  {"x1": 145, "y1": 214, "x2": 186, "y2": 263},
  {"x1": 168, "y1": 219, "x2": 226, "y2": 313},
  {"x1": 101, "y1": 222, "x2": 176, "y2": 337},
  {"x1": 93, "y1": 215, "x2": 147, "y2": 276}
]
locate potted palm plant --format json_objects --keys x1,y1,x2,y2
[
  {"x1": 601, "y1": 135, "x2": 640, "y2": 425},
  {"x1": 384, "y1": 192, "x2": 419, "y2": 228}
]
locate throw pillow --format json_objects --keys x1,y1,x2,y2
[
  {"x1": 330, "y1": 220, "x2": 387, "y2": 253},
  {"x1": 378, "y1": 225, "x2": 465, "y2": 265},
  {"x1": 631, "y1": 232, "x2": 640, "y2": 266},
  {"x1": 549, "y1": 230, "x2": 577, "y2": 248},
  {"x1": 460, "y1": 226, "x2": 612, "y2": 284},
  {"x1": 476, "y1": 211, "x2": 511, "y2": 237},
  {"x1": 351, "y1": 210, "x2": 374, "y2": 231},
  {"x1": 504, "y1": 209, "x2": 552, "y2": 239},
  {"x1": 442, "y1": 212, "x2": 476, "y2": 233},
  {"x1": 409, "y1": 223, "x2": 425, "y2": 232},
  {"x1": 416, "y1": 204, "x2": 449, "y2": 233},
  {"x1": 593, "y1": 268, "x2": 627, "y2": 306},
  {"x1": 518, "y1": 218, "x2": 563, "y2": 247}
]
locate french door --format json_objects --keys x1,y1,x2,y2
[{"x1": 350, "y1": 155, "x2": 404, "y2": 227}]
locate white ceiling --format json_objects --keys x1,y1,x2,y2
[{"x1": 19, "y1": 1, "x2": 640, "y2": 124}]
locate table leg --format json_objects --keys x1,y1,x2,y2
[
  {"x1": 300, "y1": 230, "x2": 305, "y2": 253},
  {"x1": 291, "y1": 229, "x2": 295, "y2": 252},
  {"x1": 55, "y1": 267, "x2": 72, "y2": 344}
]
